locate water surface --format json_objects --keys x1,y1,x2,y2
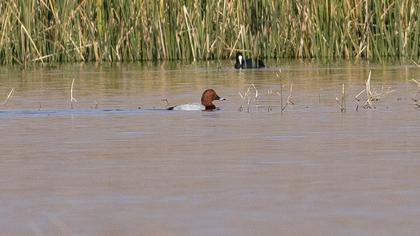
[{"x1": 1, "y1": 61, "x2": 420, "y2": 235}]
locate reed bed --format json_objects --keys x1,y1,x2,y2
[{"x1": 0, "y1": 0, "x2": 419, "y2": 64}]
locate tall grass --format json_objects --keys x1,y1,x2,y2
[{"x1": 0, "y1": 0, "x2": 418, "y2": 64}]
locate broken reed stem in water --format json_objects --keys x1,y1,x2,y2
[
  {"x1": 251, "y1": 83, "x2": 258, "y2": 110},
  {"x1": 238, "y1": 92, "x2": 244, "y2": 112},
  {"x1": 239, "y1": 84, "x2": 286, "y2": 112},
  {"x1": 412, "y1": 79, "x2": 420, "y2": 87},
  {"x1": 355, "y1": 89, "x2": 366, "y2": 101},
  {"x1": 70, "y1": 79, "x2": 77, "y2": 109},
  {"x1": 280, "y1": 83, "x2": 294, "y2": 112},
  {"x1": 267, "y1": 89, "x2": 273, "y2": 112},
  {"x1": 354, "y1": 70, "x2": 394, "y2": 110},
  {"x1": 412, "y1": 60, "x2": 420, "y2": 70},
  {"x1": 2, "y1": 88, "x2": 15, "y2": 106},
  {"x1": 410, "y1": 62, "x2": 420, "y2": 107},
  {"x1": 287, "y1": 83, "x2": 294, "y2": 105},
  {"x1": 238, "y1": 85, "x2": 251, "y2": 112},
  {"x1": 364, "y1": 71, "x2": 374, "y2": 109},
  {"x1": 238, "y1": 84, "x2": 259, "y2": 112},
  {"x1": 336, "y1": 84, "x2": 346, "y2": 112},
  {"x1": 342, "y1": 84, "x2": 346, "y2": 112},
  {"x1": 280, "y1": 84, "x2": 284, "y2": 112}
]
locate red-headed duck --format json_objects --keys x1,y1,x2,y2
[{"x1": 167, "y1": 89, "x2": 226, "y2": 111}]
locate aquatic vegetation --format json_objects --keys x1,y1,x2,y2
[
  {"x1": 0, "y1": 0, "x2": 418, "y2": 64},
  {"x1": 355, "y1": 71, "x2": 394, "y2": 110},
  {"x1": 238, "y1": 84, "x2": 257, "y2": 112},
  {"x1": 238, "y1": 82, "x2": 294, "y2": 112}
]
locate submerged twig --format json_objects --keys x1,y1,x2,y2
[{"x1": 2, "y1": 88, "x2": 15, "y2": 106}]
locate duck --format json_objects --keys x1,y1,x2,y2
[
  {"x1": 167, "y1": 89, "x2": 226, "y2": 111},
  {"x1": 234, "y1": 52, "x2": 265, "y2": 69}
]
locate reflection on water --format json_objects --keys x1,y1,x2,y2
[{"x1": 1, "y1": 61, "x2": 420, "y2": 235}]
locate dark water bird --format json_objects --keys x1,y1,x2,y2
[
  {"x1": 167, "y1": 89, "x2": 226, "y2": 111},
  {"x1": 234, "y1": 52, "x2": 265, "y2": 69}
]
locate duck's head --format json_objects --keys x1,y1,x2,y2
[
  {"x1": 201, "y1": 89, "x2": 226, "y2": 111},
  {"x1": 235, "y1": 52, "x2": 244, "y2": 69}
]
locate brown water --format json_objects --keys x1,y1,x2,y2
[{"x1": 1, "y1": 61, "x2": 420, "y2": 235}]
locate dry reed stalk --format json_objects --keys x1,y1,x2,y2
[
  {"x1": 267, "y1": 89, "x2": 273, "y2": 112},
  {"x1": 32, "y1": 44, "x2": 93, "y2": 62},
  {"x1": 336, "y1": 84, "x2": 346, "y2": 112},
  {"x1": 2, "y1": 88, "x2": 15, "y2": 106},
  {"x1": 251, "y1": 83, "x2": 258, "y2": 110},
  {"x1": 11, "y1": 12, "x2": 44, "y2": 64},
  {"x1": 411, "y1": 60, "x2": 420, "y2": 107},
  {"x1": 279, "y1": 84, "x2": 284, "y2": 112},
  {"x1": 363, "y1": 71, "x2": 374, "y2": 109},
  {"x1": 280, "y1": 83, "x2": 294, "y2": 112},
  {"x1": 286, "y1": 83, "x2": 294, "y2": 105},
  {"x1": 355, "y1": 71, "x2": 394, "y2": 110},
  {"x1": 355, "y1": 89, "x2": 366, "y2": 101},
  {"x1": 238, "y1": 85, "x2": 252, "y2": 112},
  {"x1": 412, "y1": 60, "x2": 420, "y2": 70},
  {"x1": 183, "y1": 5, "x2": 196, "y2": 61},
  {"x1": 412, "y1": 79, "x2": 420, "y2": 87},
  {"x1": 70, "y1": 79, "x2": 77, "y2": 109}
]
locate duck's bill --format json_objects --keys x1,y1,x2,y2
[{"x1": 216, "y1": 96, "x2": 226, "y2": 101}]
